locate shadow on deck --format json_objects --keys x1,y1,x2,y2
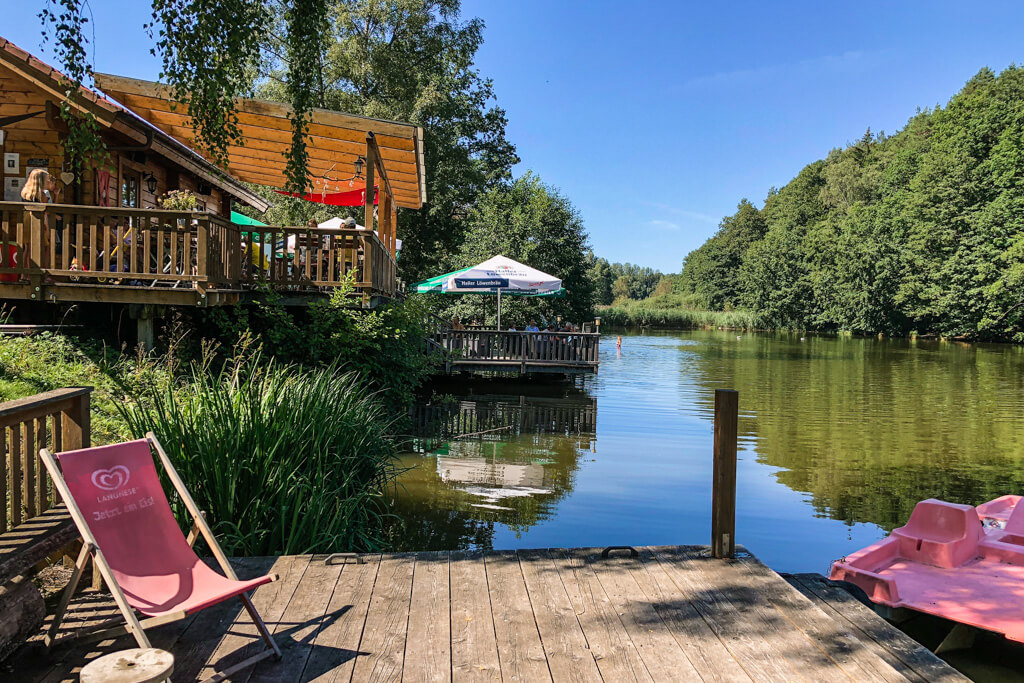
[{"x1": 9, "y1": 546, "x2": 965, "y2": 682}]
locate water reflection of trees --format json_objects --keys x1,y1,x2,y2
[
  {"x1": 683, "y1": 331, "x2": 1024, "y2": 531},
  {"x1": 389, "y1": 378, "x2": 597, "y2": 551}
]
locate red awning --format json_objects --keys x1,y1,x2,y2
[{"x1": 275, "y1": 186, "x2": 379, "y2": 206}]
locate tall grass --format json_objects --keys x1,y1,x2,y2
[
  {"x1": 599, "y1": 299, "x2": 764, "y2": 330},
  {"x1": 119, "y1": 352, "x2": 397, "y2": 556}
]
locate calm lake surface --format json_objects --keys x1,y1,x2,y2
[{"x1": 392, "y1": 330, "x2": 1024, "y2": 573}]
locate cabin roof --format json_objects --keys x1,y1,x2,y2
[
  {"x1": 93, "y1": 73, "x2": 427, "y2": 209},
  {"x1": 0, "y1": 36, "x2": 270, "y2": 212}
]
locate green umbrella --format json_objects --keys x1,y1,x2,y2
[
  {"x1": 231, "y1": 211, "x2": 268, "y2": 228},
  {"x1": 410, "y1": 267, "x2": 473, "y2": 293}
]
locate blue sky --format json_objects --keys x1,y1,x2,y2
[{"x1": 6, "y1": 2, "x2": 1024, "y2": 271}]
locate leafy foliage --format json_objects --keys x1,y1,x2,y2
[
  {"x1": 146, "y1": 0, "x2": 268, "y2": 165},
  {"x1": 39, "y1": 0, "x2": 107, "y2": 178},
  {"x1": 588, "y1": 255, "x2": 664, "y2": 305},
  {"x1": 433, "y1": 173, "x2": 594, "y2": 325},
  {"x1": 258, "y1": 0, "x2": 519, "y2": 280},
  {"x1": 281, "y1": 0, "x2": 330, "y2": 191},
  {"x1": 205, "y1": 283, "x2": 437, "y2": 409},
  {"x1": 680, "y1": 66, "x2": 1024, "y2": 340},
  {"x1": 119, "y1": 351, "x2": 397, "y2": 555}
]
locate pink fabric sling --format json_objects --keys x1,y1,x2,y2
[{"x1": 56, "y1": 438, "x2": 272, "y2": 617}]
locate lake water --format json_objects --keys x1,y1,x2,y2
[{"x1": 392, "y1": 330, "x2": 1024, "y2": 574}]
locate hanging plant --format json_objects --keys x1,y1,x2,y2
[
  {"x1": 146, "y1": 0, "x2": 268, "y2": 167},
  {"x1": 39, "y1": 0, "x2": 107, "y2": 179},
  {"x1": 283, "y1": 0, "x2": 328, "y2": 194},
  {"x1": 40, "y1": 1, "x2": 326, "y2": 192}
]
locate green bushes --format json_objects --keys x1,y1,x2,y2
[
  {"x1": 119, "y1": 352, "x2": 397, "y2": 556},
  {"x1": 206, "y1": 285, "x2": 437, "y2": 409}
]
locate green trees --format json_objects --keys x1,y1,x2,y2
[
  {"x1": 587, "y1": 256, "x2": 664, "y2": 306},
  {"x1": 442, "y1": 173, "x2": 594, "y2": 324},
  {"x1": 258, "y1": 0, "x2": 518, "y2": 281},
  {"x1": 679, "y1": 199, "x2": 766, "y2": 310},
  {"x1": 679, "y1": 65, "x2": 1024, "y2": 340}
]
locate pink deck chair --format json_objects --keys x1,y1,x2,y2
[{"x1": 40, "y1": 433, "x2": 282, "y2": 677}]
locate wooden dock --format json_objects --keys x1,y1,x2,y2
[
  {"x1": 432, "y1": 329, "x2": 601, "y2": 376},
  {"x1": 11, "y1": 545, "x2": 966, "y2": 682}
]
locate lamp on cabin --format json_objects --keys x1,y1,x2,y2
[
  {"x1": 353, "y1": 155, "x2": 365, "y2": 178},
  {"x1": 143, "y1": 172, "x2": 158, "y2": 194}
]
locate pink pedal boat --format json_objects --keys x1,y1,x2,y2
[{"x1": 830, "y1": 497, "x2": 1024, "y2": 645}]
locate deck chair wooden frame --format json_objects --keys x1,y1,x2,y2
[{"x1": 39, "y1": 432, "x2": 282, "y2": 680}]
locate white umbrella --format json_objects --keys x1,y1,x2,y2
[
  {"x1": 317, "y1": 217, "x2": 367, "y2": 230},
  {"x1": 444, "y1": 255, "x2": 562, "y2": 329}
]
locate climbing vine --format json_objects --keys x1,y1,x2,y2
[
  {"x1": 39, "y1": 0, "x2": 106, "y2": 179},
  {"x1": 282, "y1": 0, "x2": 329, "y2": 193},
  {"x1": 39, "y1": 0, "x2": 329, "y2": 192},
  {"x1": 146, "y1": 0, "x2": 268, "y2": 167}
]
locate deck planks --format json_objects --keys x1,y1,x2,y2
[
  {"x1": 483, "y1": 551, "x2": 552, "y2": 683},
  {"x1": 449, "y1": 550, "x2": 501, "y2": 680},
  {"x1": 302, "y1": 553, "x2": 382, "y2": 683},
  {"x1": 349, "y1": 553, "x2": 415, "y2": 682},
  {"x1": 784, "y1": 573, "x2": 971, "y2": 683},
  {"x1": 552, "y1": 548, "x2": 653, "y2": 682},
  {"x1": 15, "y1": 546, "x2": 968, "y2": 682},
  {"x1": 404, "y1": 551, "x2": 452, "y2": 682}
]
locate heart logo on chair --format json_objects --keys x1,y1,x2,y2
[{"x1": 91, "y1": 466, "x2": 131, "y2": 491}]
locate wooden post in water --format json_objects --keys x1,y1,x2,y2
[{"x1": 711, "y1": 389, "x2": 738, "y2": 559}]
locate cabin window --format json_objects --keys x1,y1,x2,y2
[{"x1": 121, "y1": 172, "x2": 141, "y2": 208}]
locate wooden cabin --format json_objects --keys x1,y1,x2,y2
[{"x1": 0, "y1": 36, "x2": 425, "y2": 342}]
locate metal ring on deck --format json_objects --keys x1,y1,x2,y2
[
  {"x1": 325, "y1": 553, "x2": 365, "y2": 565},
  {"x1": 600, "y1": 546, "x2": 639, "y2": 559}
]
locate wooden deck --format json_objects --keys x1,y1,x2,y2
[
  {"x1": 0, "y1": 201, "x2": 398, "y2": 307},
  {"x1": 434, "y1": 329, "x2": 601, "y2": 376},
  {"x1": 10, "y1": 545, "x2": 968, "y2": 682}
]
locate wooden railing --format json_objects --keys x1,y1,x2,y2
[
  {"x1": 0, "y1": 387, "x2": 91, "y2": 531},
  {"x1": 239, "y1": 225, "x2": 396, "y2": 296},
  {"x1": 0, "y1": 202, "x2": 397, "y2": 298},
  {"x1": 437, "y1": 330, "x2": 601, "y2": 366}
]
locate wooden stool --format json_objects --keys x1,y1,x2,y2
[{"x1": 80, "y1": 648, "x2": 174, "y2": 683}]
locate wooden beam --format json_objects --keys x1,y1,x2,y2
[
  {"x1": 99, "y1": 88, "x2": 417, "y2": 152},
  {"x1": 364, "y1": 136, "x2": 376, "y2": 233},
  {"x1": 414, "y1": 126, "x2": 427, "y2": 205},
  {"x1": 367, "y1": 134, "x2": 397, "y2": 209},
  {"x1": 0, "y1": 52, "x2": 118, "y2": 126},
  {"x1": 712, "y1": 389, "x2": 739, "y2": 559},
  {"x1": 93, "y1": 72, "x2": 420, "y2": 139}
]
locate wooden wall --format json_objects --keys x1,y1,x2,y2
[{"x1": 0, "y1": 63, "x2": 229, "y2": 217}]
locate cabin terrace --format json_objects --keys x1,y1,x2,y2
[{"x1": 0, "y1": 36, "x2": 425, "y2": 345}]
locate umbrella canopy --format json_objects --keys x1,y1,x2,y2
[
  {"x1": 410, "y1": 256, "x2": 563, "y2": 329},
  {"x1": 318, "y1": 217, "x2": 368, "y2": 230},
  {"x1": 444, "y1": 255, "x2": 561, "y2": 294},
  {"x1": 410, "y1": 266, "x2": 472, "y2": 293},
  {"x1": 231, "y1": 211, "x2": 267, "y2": 227}
]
